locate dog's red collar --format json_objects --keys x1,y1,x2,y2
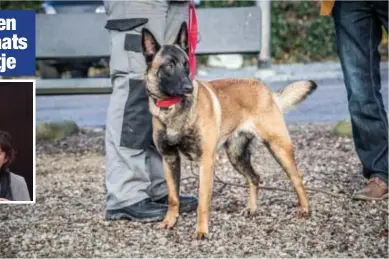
[{"x1": 155, "y1": 97, "x2": 183, "y2": 108}]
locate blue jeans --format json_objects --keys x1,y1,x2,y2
[{"x1": 332, "y1": 1, "x2": 388, "y2": 183}]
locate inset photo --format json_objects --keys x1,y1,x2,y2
[{"x1": 0, "y1": 80, "x2": 35, "y2": 203}]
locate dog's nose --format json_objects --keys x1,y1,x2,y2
[{"x1": 183, "y1": 84, "x2": 193, "y2": 94}]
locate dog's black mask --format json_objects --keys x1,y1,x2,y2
[
  {"x1": 158, "y1": 46, "x2": 192, "y2": 97},
  {"x1": 141, "y1": 22, "x2": 193, "y2": 98}
]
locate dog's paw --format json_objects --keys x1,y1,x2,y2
[
  {"x1": 155, "y1": 217, "x2": 178, "y2": 229},
  {"x1": 297, "y1": 207, "x2": 309, "y2": 219},
  {"x1": 239, "y1": 207, "x2": 257, "y2": 217},
  {"x1": 192, "y1": 230, "x2": 209, "y2": 240}
]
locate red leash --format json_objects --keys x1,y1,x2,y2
[
  {"x1": 155, "y1": 1, "x2": 198, "y2": 108},
  {"x1": 188, "y1": 0, "x2": 198, "y2": 80}
]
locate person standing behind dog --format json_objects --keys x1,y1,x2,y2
[
  {"x1": 103, "y1": 0, "x2": 198, "y2": 221},
  {"x1": 321, "y1": 0, "x2": 388, "y2": 200}
]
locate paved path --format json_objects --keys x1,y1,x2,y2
[{"x1": 36, "y1": 74, "x2": 388, "y2": 127}]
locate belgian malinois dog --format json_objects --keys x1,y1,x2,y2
[{"x1": 141, "y1": 22, "x2": 316, "y2": 239}]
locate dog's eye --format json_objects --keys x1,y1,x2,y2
[
  {"x1": 184, "y1": 61, "x2": 190, "y2": 73},
  {"x1": 165, "y1": 63, "x2": 173, "y2": 70},
  {"x1": 163, "y1": 62, "x2": 175, "y2": 75}
]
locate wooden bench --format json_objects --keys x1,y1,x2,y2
[{"x1": 36, "y1": 6, "x2": 261, "y2": 95}]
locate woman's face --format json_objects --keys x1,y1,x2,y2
[{"x1": 0, "y1": 148, "x2": 7, "y2": 168}]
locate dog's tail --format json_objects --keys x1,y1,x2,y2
[{"x1": 273, "y1": 80, "x2": 317, "y2": 113}]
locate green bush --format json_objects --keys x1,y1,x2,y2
[
  {"x1": 332, "y1": 119, "x2": 352, "y2": 138},
  {"x1": 271, "y1": 1, "x2": 337, "y2": 64},
  {"x1": 36, "y1": 120, "x2": 79, "y2": 141},
  {"x1": 0, "y1": 1, "x2": 42, "y2": 10}
]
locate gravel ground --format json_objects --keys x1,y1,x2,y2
[{"x1": 1, "y1": 123, "x2": 388, "y2": 257}]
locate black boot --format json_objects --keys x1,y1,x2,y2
[{"x1": 106, "y1": 198, "x2": 168, "y2": 222}]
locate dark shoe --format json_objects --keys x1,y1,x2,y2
[
  {"x1": 352, "y1": 177, "x2": 388, "y2": 201},
  {"x1": 154, "y1": 194, "x2": 198, "y2": 213},
  {"x1": 106, "y1": 198, "x2": 168, "y2": 222}
]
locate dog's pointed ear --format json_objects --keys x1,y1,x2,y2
[
  {"x1": 174, "y1": 22, "x2": 189, "y2": 54},
  {"x1": 141, "y1": 28, "x2": 161, "y2": 66}
]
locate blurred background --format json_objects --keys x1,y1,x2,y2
[
  {"x1": 0, "y1": 0, "x2": 387, "y2": 130},
  {"x1": 2, "y1": 0, "x2": 387, "y2": 79}
]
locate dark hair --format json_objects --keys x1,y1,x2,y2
[{"x1": 0, "y1": 130, "x2": 15, "y2": 200}]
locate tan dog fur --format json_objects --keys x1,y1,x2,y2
[{"x1": 141, "y1": 23, "x2": 316, "y2": 239}]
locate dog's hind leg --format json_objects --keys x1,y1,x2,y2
[
  {"x1": 255, "y1": 118, "x2": 309, "y2": 217},
  {"x1": 225, "y1": 132, "x2": 261, "y2": 216}
]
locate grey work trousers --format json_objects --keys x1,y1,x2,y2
[{"x1": 104, "y1": 0, "x2": 188, "y2": 210}]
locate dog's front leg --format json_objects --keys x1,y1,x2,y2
[
  {"x1": 156, "y1": 152, "x2": 181, "y2": 229},
  {"x1": 193, "y1": 150, "x2": 215, "y2": 239}
]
